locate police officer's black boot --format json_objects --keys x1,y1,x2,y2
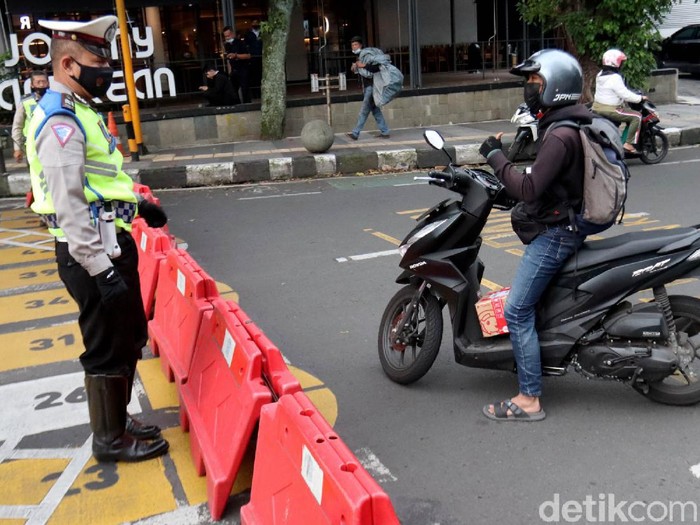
[
  {"x1": 85, "y1": 374, "x2": 169, "y2": 462},
  {"x1": 125, "y1": 366, "x2": 162, "y2": 440}
]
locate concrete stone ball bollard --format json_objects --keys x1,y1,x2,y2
[{"x1": 301, "y1": 119, "x2": 335, "y2": 153}]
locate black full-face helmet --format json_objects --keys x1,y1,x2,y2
[{"x1": 510, "y1": 49, "x2": 583, "y2": 109}]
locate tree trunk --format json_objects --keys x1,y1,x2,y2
[{"x1": 260, "y1": 0, "x2": 296, "y2": 140}]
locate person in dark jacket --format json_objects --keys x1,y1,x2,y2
[
  {"x1": 478, "y1": 49, "x2": 592, "y2": 422},
  {"x1": 223, "y1": 26, "x2": 252, "y2": 103},
  {"x1": 198, "y1": 64, "x2": 239, "y2": 106}
]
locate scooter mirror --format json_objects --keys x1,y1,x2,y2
[{"x1": 424, "y1": 130, "x2": 445, "y2": 150}]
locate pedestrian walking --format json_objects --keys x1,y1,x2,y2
[
  {"x1": 27, "y1": 15, "x2": 170, "y2": 462},
  {"x1": 346, "y1": 36, "x2": 390, "y2": 140}
]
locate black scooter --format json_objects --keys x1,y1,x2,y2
[{"x1": 377, "y1": 130, "x2": 700, "y2": 405}]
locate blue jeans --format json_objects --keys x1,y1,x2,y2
[
  {"x1": 352, "y1": 85, "x2": 389, "y2": 136},
  {"x1": 504, "y1": 226, "x2": 585, "y2": 397}
]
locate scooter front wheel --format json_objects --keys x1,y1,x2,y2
[
  {"x1": 639, "y1": 129, "x2": 669, "y2": 164},
  {"x1": 378, "y1": 284, "x2": 443, "y2": 384}
]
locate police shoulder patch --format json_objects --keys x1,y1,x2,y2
[{"x1": 50, "y1": 123, "x2": 76, "y2": 147}]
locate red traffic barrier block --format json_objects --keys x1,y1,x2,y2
[
  {"x1": 148, "y1": 248, "x2": 218, "y2": 382},
  {"x1": 233, "y1": 303, "x2": 302, "y2": 398},
  {"x1": 240, "y1": 392, "x2": 400, "y2": 525},
  {"x1": 179, "y1": 298, "x2": 273, "y2": 520},
  {"x1": 131, "y1": 218, "x2": 174, "y2": 320},
  {"x1": 133, "y1": 182, "x2": 161, "y2": 206}
]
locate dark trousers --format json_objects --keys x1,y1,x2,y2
[
  {"x1": 250, "y1": 58, "x2": 262, "y2": 99},
  {"x1": 56, "y1": 232, "x2": 147, "y2": 375},
  {"x1": 231, "y1": 68, "x2": 251, "y2": 103}
]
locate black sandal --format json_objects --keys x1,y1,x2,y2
[{"x1": 482, "y1": 399, "x2": 546, "y2": 422}]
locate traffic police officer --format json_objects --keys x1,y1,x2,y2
[
  {"x1": 27, "y1": 15, "x2": 169, "y2": 462},
  {"x1": 11, "y1": 70, "x2": 49, "y2": 162}
]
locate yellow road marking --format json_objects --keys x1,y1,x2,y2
[
  {"x1": 0, "y1": 262, "x2": 60, "y2": 288},
  {"x1": 643, "y1": 224, "x2": 682, "y2": 231},
  {"x1": 0, "y1": 458, "x2": 70, "y2": 505},
  {"x1": 1, "y1": 218, "x2": 45, "y2": 230},
  {"x1": 138, "y1": 357, "x2": 179, "y2": 410},
  {"x1": 49, "y1": 455, "x2": 177, "y2": 524},
  {"x1": 0, "y1": 245, "x2": 55, "y2": 263},
  {"x1": 481, "y1": 278, "x2": 503, "y2": 291},
  {"x1": 371, "y1": 231, "x2": 401, "y2": 246},
  {"x1": 506, "y1": 248, "x2": 524, "y2": 257},
  {"x1": 396, "y1": 208, "x2": 428, "y2": 215},
  {"x1": 0, "y1": 322, "x2": 82, "y2": 372},
  {"x1": 0, "y1": 208, "x2": 35, "y2": 220},
  {"x1": 0, "y1": 289, "x2": 76, "y2": 325}
]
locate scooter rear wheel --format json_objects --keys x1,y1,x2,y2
[
  {"x1": 378, "y1": 284, "x2": 443, "y2": 384},
  {"x1": 641, "y1": 295, "x2": 700, "y2": 405},
  {"x1": 639, "y1": 129, "x2": 668, "y2": 164}
]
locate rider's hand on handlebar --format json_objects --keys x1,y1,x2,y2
[{"x1": 479, "y1": 133, "x2": 504, "y2": 160}]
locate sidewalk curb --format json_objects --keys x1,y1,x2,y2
[{"x1": 2, "y1": 125, "x2": 699, "y2": 197}]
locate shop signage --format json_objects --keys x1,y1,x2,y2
[{"x1": 0, "y1": 26, "x2": 177, "y2": 111}]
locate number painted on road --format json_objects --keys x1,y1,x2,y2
[
  {"x1": 30, "y1": 333, "x2": 76, "y2": 351},
  {"x1": 25, "y1": 295, "x2": 71, "y2": 309},
  {"x1": 34, "y1": 387, "x2": 86, "y2": 410},
  {"x1": 19, "y1": 268, "x2": 58, "y2": 279}
]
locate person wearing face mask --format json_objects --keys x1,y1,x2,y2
[
  {"x1": 346, "y1": 35, "x2": 390, "y2": 140},
  {"x1": 11, "y1": 70, "x2": 49, "y2": 163},
  {"x1": 478, "y1": 49, "x2": 592, "y2": 422},
  {"x1": 222, "y1": 25, "x2": 252, "y2": 103},
  {"x1": 245, "y1": 20, "x2": 263, "y2": 100},
  {"x1": 25, "y1": 15, "x2": 170, "y2": 462}
]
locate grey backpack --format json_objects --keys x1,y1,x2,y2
[{"x1": 548, "y1": 117, "x2": 630, "y2": 235}]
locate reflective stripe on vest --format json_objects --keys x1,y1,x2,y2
[
  {"x1": 21, "y1": 96, "x2": 38, "y2": 138},
  {"x1": 26, "y1": 90, "x2": 136, "y2": 238}
]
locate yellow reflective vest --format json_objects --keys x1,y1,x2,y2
[
  {"x1": 21, "y1": 94, "x2": 39, "y2": 138},
  {"x1": 26, "y1": 90, "x2": 137, "y2": 238}
]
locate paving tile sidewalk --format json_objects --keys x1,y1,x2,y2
[{"x1": 2, "y1": 100, "x2": 700, "y2": 198}]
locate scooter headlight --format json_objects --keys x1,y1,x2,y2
[{"x1": 399, "y1": 219, "x2": 448, "y2": 257}]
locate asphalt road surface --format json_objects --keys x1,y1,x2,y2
[{"x1": 157, "y1": 144, "x2": 700, "y2": 525}]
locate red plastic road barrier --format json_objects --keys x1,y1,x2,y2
[
  {"x1": 179, "y1": 298, "x2": 274, "y2": 520},
  {"x1": 233, "y1": 303, "x2": 302, "y2": 398},
  {"x1": 132, "y1": 182, "x2": 161, "y2": 206},
  {"x1": 240, "y1": 392, "x2": 400, "y2": 525},
  {"x1": 131, "y1": 218, "x2": 174, "y2": 319},
  {"x1": 148, "y1": 248, "x2": 218, "y2": 381}
]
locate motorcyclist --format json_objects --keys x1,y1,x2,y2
[
  {"x1": 478, "y1": 49, "x2": 592, "y2": 421},
  {"x1": 592, "y1": 49, "x2": 646, "y2": 153}
]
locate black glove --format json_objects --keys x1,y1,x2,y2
[
  {"x1": 94, "y1": 267, "x2": 128, "y2": 305},
  {"x1": 479, "y1": 136, "x2": 503, "y2": 159},
  {"x1": 138, "y1": 199, "x2": 168, "y2": 228}
]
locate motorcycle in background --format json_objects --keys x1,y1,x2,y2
[
  {"x1": 505, "y1": 102, "x2": 539, "y2": 162},
  {"x1": 504, "y1": 97, "x2": 668, "y2": 165},
  {"x1": 620, "y1": 98, "x2": 668, "y2": 164}
]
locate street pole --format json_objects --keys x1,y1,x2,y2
[{"x1": 115, "y1": 0, "x2": 146, "y2": 156}]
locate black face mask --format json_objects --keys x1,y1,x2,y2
[
  {"x1": 31, "y1": 86, "x2": 47, "y2": 97},
  {"x1": 524, "y1": 82, "x2": 541, "y2": 113},
  {"x1": 70, "y1": 58, "x2": 114, "y2": 99}
]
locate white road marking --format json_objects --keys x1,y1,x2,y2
[
  {"x1": 238, "y1": 191, "x2": 322, "y2": 200},
  {"x1": 335, "y1": 248, "x2": 399, "y2": 263},
  {"x1": 691, "y1": 462, "x2": 700, "y2": 479},
  {"x1": 655, "y1": 158, "x2": 700, "y2": 166},
  {"x1": 354, "y1": 447, "x2": 397, "y2": 483},
  {"x1": 0, "y1": 372, "x2": 142, "y2": 441}
]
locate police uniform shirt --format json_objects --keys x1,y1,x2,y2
[
  {"x1": 11, "y1": 95, "x2": 34, "y2": 152},
  {"x1": 35, "y1": 80, "x2": 112, "y2": 277}
]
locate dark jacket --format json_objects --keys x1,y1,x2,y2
[
  {"x1": 203, "y1": 71, "x2": 239, "y2": 106},
  {"x1": 488, "y1": 103, "x2": 592, "y2": 227}
]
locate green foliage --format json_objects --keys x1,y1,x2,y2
[{"x1": 518, "y1": 0, "x2": 674, "y2": 90}]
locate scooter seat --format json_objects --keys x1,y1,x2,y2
[{"x1": 561, "y1": 228, "x2": 698, "y2": 273}]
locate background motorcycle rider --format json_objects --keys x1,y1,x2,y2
[
  {"x1": 478, "y1": 49, "x2": 592, "y2": 422},
  {"x1": 592, "y1": 49, "x2": 646, "y2": 153}
]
